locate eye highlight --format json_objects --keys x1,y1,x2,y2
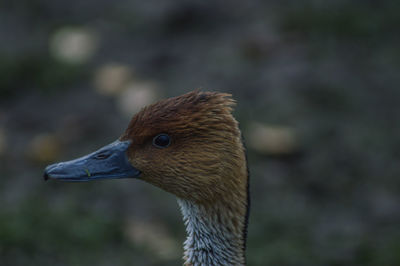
[{"x1": 152, "y1": 134, "x2": 171, "y2": 148}]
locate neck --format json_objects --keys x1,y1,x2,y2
[{"x1": 177, "y1": 197, "x2": 248, "y2": 266}]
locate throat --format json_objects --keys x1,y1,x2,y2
[{"x1": 177, "y1": 199, "x2": 247, "y2": 266}]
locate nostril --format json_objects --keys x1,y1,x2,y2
[{"x1": 94, "y1": 153, "x2": 110, "y2": 160}]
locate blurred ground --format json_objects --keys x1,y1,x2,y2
[{"x1": 1, "y1": 1, "x2": 400, "y2": 265}]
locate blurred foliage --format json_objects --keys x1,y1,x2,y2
[
  {"x1": 0, "y1": 54, "x2": 86, "y2": 99},
  {"x1": 1, "y1": 0, "x2": 400, "y2": 265},
  {"x1": 0, "y1": 197, "x2": 125, "y2": 266},
  {"x1": 281, "y1": 2, "x2": 400, "y2": 40}
]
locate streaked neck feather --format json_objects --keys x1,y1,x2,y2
[{"x1": 177, "y1": 199, "x2": 246, "y2": 266}]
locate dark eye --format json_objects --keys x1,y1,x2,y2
[{"x1": 153, "y1": 133, "x2": 171, "y2": 148}]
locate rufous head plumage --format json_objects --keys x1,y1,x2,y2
[{"x1": 121, "y1": 91, "x2": 247, "y2": 204}]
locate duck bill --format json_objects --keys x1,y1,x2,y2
[{"x1": 43, "y1": 140, "x2": 140, "y2": 182}]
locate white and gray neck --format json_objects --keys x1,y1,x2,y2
[{"x1": 177, "y1": 199, "x2": 246, "y2": 266}]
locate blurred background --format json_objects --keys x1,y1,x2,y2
[{"x1": 1, "y1": 0, "x2": 399, "y2": 265}]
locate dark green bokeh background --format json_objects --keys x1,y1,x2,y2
[{"x1": 1, "y1": 1, "x2": 400, "y2": 265}]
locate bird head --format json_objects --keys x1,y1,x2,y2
[{"x1": 44, "y1": 91, "x2": 247, "y2": 204}]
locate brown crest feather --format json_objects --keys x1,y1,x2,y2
[{"x1": 120, "y1": 90, "x2": 247, "y2": 206}]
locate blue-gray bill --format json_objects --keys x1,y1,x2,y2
[{"x1": 43, "y1": 140, "x2": 140, "y2": 181}]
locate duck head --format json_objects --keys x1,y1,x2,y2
[{"x1": 44, "y1": 91, "x2": 247, "y2": 204}]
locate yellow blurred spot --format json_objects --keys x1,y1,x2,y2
[
  {"x1": 50, "y1": 27, "x2": 98, "y2": 64},
  {"x1": 247, "y1": 122, "x2": 299, "y2": 155},
  {"x1": 28, "y1": 134, "x2": 61, "y2": 164},
  {"x1": 93, "y1": 63, "x2": 134, "y2": 96},
  {"x1": 124, "y1": 219, "x2": 180, "y2": 260},
  {"x1": 117, "y1": 82, "x2": 160, "y2": 117}
]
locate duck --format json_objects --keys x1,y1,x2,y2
[{"x1": 44, "y1": 91, "x2": 250, "y2": 266}]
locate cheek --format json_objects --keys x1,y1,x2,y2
[
  {"x1": 130, "y1": 147, "x2": 172, "y2": 180},
  {"x1": 148, "y1": 161, "x2": 224, "y2": 202},
  {"x1": 128, "y1": 146, "x2": 226, "y2": 202}
]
